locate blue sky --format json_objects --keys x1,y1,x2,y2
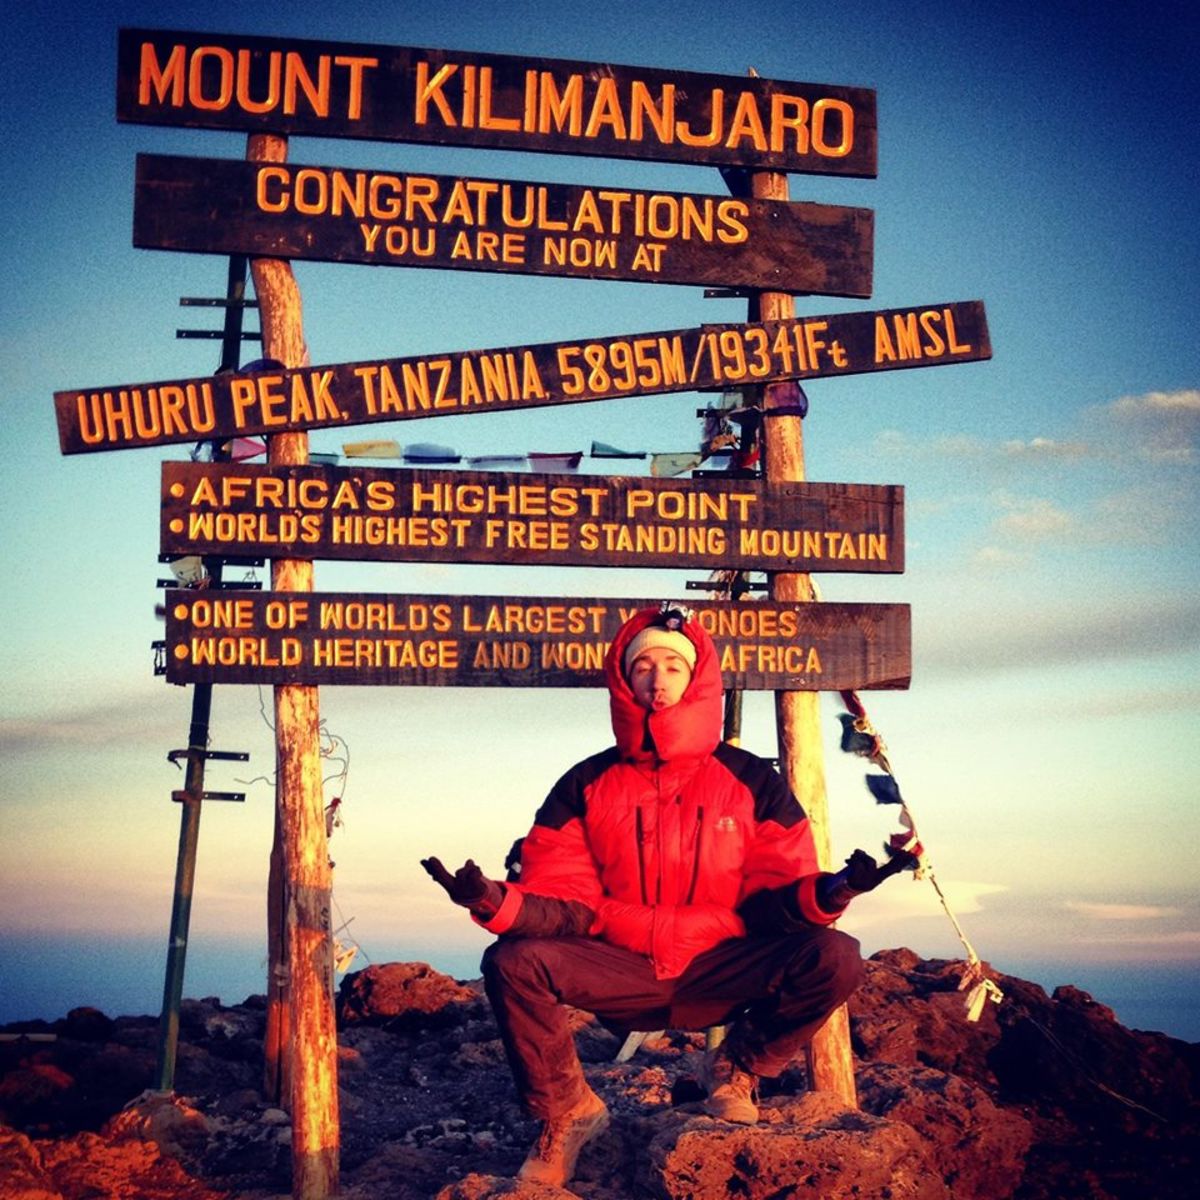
[{"x1": 2, "y1": 1, "x2": 1198, "y2": 1031}]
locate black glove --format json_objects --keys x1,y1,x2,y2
[
  {"x1": 816, "y1": 849, "x2": 887, "y2": 912},
  {"x1": 421, "y1": 856, "x2": 505, "y2": 917}
]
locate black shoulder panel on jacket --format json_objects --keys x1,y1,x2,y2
[
  {"x1": 712, "y1": 742, "x2": 807, "y2": 826},
  {"x1": 533, "y1": 747, "x2": 621, "y2": 830}
]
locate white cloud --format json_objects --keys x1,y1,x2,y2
[
  {"x1": 870, "y1": 429, "x2": 911, "y2": 455},
  {"x1": 873, "y1": 430, "x2": 1095, "y2": 464},
  {"x1": 919, "y1": 592, "x2": 1200, "y2": 673},
  {"x1": 0, "y1": 700, "x2": 182, "y2": 753},
  {"x1": 873, "y1": 387, "x2": 1200, "y2": 472},
  {"x1": 971, "y1": 545, "x2": 1028, "y2": 569},
  {"x1": 1109, "y1": 389, "x2": 1200, "y2": 417},
  {"x1": 842, "y1": 879, "x2": 1008, "y2": 932},
  {"x1": 1088, "y1": 484, "x2": 1181, "y2": 541},
  {"x1": 1141, "y1": 443, "x2": 1197, "y2": 465},
  {"x1": 1069, "y1": 931, "x2": 1200, "y2": 954},
  {"x1": 871, "y1": 430, "x2": 988, "y2": 459},
  {"x1": 1032, "y1": 686, "x2": 1200, "y2": 718},
  {"x1": 1102, "y1": 389, "x2": 1200, "y2": 465},
  {"x1": 977, "y1": 480, "x2": 1194, "y2": 552},
  {"x1": 1001, "y1": 437, "x2": 1090, "y2": 460},
  {"x1": 932, "y1": 434, "x2": 990, "y2": 458},
  {"x1": 990, "y1": 495, "x2": 1076, "y2": 540},
  {"x1": 1064, "y1": 901, "x2": 1183, "y2": 921}
]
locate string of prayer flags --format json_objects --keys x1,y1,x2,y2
[
  {"x1": 700, "y1": 408, "x2": 734, "y2": 456},
  {"x1": 166, "y1": 555, "x2": 206, "y2": 585},
  {"x1": 306, "y1": 441, "x2": 746, "y2": 477},
  {"x1": 590, "y1": 441, "x2": 647, "y2": 459},
  {"x1": 403, "y1": 443, "x2": 461, "y2": 463},
  {"x1": 467, "y1": 453, "x2": 527, "y2": 468},
  {"x1": 342, "y1": 439, "x2": 404, "y2": 459},
  {"x1": 650, "y1": 451, "x2": 703, "y2": 477},
  {"x1": 765, "y1": 378, "x2": 810, "y2": 417},
  {"x1": 527, "y1": 451, "x2": 583, "y2": 473},
  {"x1": 220, "y1": 437, "x2": 267, "y2": 461}
]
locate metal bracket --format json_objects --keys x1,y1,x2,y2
[
  {"x1": 167, "y1": 748, "x2": 250, "y2": 768},
  {"x1": 157, "y1": 578, "x2": 262, "y2": 590},
  {"x1": 179, "y1": 297, "x2": 260, "y2": 308},
  {"x1": 172, "y1": 789, "x2": 246, "y2": 804},
  {"x1": 685, "y1": 578, "x2": 768, "y2": 593},
  {"x1": 176, "y1": 329, "x2": 263, "y2": 341},
  {"x1": 158, "y1": 554, "x2": 265, "y2": 567}
]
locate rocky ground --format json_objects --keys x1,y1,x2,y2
[{"x1": 1, "y1": 949, "x2": 1197, "y2": 1199}]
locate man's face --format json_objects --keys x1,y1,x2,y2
[{"x1": 628, "y1": 646, "x2": 693, "y2": 711}]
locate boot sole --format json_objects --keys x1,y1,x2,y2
[{"x1": 703, "y1": 1099, "x2": 759, "y2": 1124}]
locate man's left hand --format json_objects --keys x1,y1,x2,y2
[{"x1": 817, "y1": 848, "x2": 913, "y2": 912}]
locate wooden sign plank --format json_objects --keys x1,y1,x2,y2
[
  {"x1": 163, "y1": 591, "x2": 910, "y2": 691},
  {"x1": 56, "y1": 302, "x2": 990, "y2": 455},
  {"x1": 117, "y1": 28, "x2": 877, "y2": 177},
  {"x1": 132, "y1": 153, "x2": 874, "y2": 296},
  {"x1": 161, "y1": 462, "x2": 904, "y2": 573}
]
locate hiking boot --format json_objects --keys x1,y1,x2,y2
[
  {"x1": 703, "y1": 1044, "x2": 759, "y2": 1124},
  {"x1": 518, "y1": 1085, "x2": 610, "y2": 1187}
]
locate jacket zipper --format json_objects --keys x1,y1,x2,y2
[
  {"x1": 635, "y1": 807, "x2": 649, "y2": 904},
  {"x1": 655, "y1": 781, "x2": 672, "y2": 904},
  {"x1": 685, "y1": 806, "x2": 704, "y2": 904}
]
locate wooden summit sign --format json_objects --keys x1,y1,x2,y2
[
  {"x1": 56, "y1": 302, "x2": 989, "y2": 455},
  {"x1": 161, "y1": 462, "x2": 904, "y2": 573},
  {"x1": 132, "y1": 153, "x2": 874, "y2": 295},
  {"x1": 117, "y1": 29, "x2": 877, "y2": 176},
  {"x1": 163, "y1": 591, "x2": 911, "y2": 691}
]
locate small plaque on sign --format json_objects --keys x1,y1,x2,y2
[
  {"x1": 117, "y1": 29, "x2": 877, "y2": 176},
  {"x1": 164, "y1": 591, "x2": 911, "y2": 691},
  {"x1": 160, "y1": 462, "x2": 904, "y2": 574},
  {"x1": 56, "y1": 302, "x2": 990, "y2": 455},
  {"x1": 133, "y1": 154, "x2": 874, "y2": 295}
]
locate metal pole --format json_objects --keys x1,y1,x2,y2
[
  {"x1": 154, "y1": 257, "x2": 248, "y2": 1091},
  {"x1": 218, "y1": 255, "x2": 249, "y2": 371},
  {"x1": 154, "y1": 678, "x2": 216, "y2": 1090}
]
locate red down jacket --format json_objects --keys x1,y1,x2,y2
[{"x1": 478, "y1": 605, "x2": 840, "y2": 980}]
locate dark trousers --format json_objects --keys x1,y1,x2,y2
[{"x1": 481, "y1": 929, "x2": 862, "y2": 1118}]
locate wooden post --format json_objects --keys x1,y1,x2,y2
[
  {"x1": 264, "y1": 811, "x2": 289, "y2": 1104},
  {"x1": 746, "y1": 167, "x2": 858, "y2": 1107},
  {"x1": 246, "y1": 133, "x2": 340, "y2": 1198}
]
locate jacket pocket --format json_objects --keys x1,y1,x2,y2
[{"x1": 705, "y1": 811, "x2": 747, "y2": 890}]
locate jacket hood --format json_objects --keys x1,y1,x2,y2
[{"x1": 604, "y1": 605, "x2": 723, "y2": 763}]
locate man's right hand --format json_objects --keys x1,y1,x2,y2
[{"x1": 421, "y1": 856, "x2": 502, "y2": 913}]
